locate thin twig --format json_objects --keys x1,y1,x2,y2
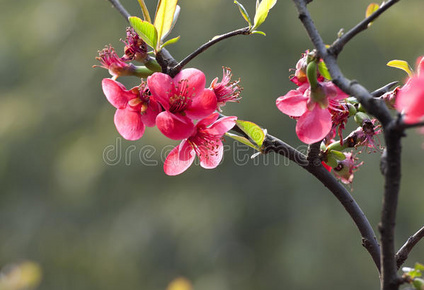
[
  {"x1": 329, "y1": 0, "x2": 400, "y2": 56},
  {"x1": 371, "y1": 81, "x2": 399, "y2": 98},
  {"x1": 106, "y1": 0, "x2": 131, "y2": 21},
  {"x1": 170, "y1": 27, "x2": 251, "y2": 77},
  {"x1": 396, "y1": 226, "x2": 424, "y2": 269}
]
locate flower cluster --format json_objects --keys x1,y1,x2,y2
[
  {"x1": 277, "y1": 51, "x2": 384, "y2": 184},
  {"x1": 276, "y1": 51, "x2": 349, "y2": 144},
  {"x1": 96, "y1": 29, "x2": 240, "y2": 175}
]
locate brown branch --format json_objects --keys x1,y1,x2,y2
[
  {"x1": 396, "y1": 226, "x2": 424, "y2": 269},
  {"x1": 169, "y1": 27, "x2": 252, "y2": 77},
  {"x1": 291, "y1": 1, "x2": 405, "y2": 288},
  {"x1": 262, "y1": 134, "x2": 381, "y2": 269}
]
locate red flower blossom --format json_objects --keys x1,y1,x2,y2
[
  {"x1": 276, "y1": 82, "x2": 348, "y2": 144},
  {"x1": 164, "y1": 113, "x2": 237, "y2": 176},
  {"x1": 121, "y1": 27, "x2": 148, "y2": 62},
  {"x1": 396, "y1": 56, "x2": 424, "y2": 124},
  {"x1": 147, "y1": 68, "x2": 217, "y2": 140},
  {"x1": 95, "y1": 45, "x2": 136, "y2": 78},
  {"x1": 210, "y1": 67, "x2": 242, "y2": 111},
  {"x1": 102, "y1": 79, "x2": 161, "y2": 140}
]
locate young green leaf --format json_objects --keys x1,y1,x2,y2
[
  {"x1": 161, "y1": 36, "x2": 180, "y2": 49},
  {"x1": 365, "y1": 3, "x2": 380, "y2": 18},
  {"x1": 252, "y1": 0, "x2": 277, "y2": 30},
  {"x1": 154, "y1": 0, "x2": 178, "y2": 45},
  {"x1": 129, "y1": 16, "x2": 158, "y2": 50},
  {"x1": 365, "y1": 3, "x2": 380, "y2": 27},
  {"x1": 318, "y1": 61, "x2": 332, "y2": 80},
  {"x1": 415, "y1": 263, "x2": 424, "y2": 272},
  {"x1": 234, "y1": 1, "x2": 252, "y2": 28},
  {"x1": 251, "y1": 30, "x2": 266, "y2": 36},
  {"x1": 226, "y1": 133, "x2": 259, "y2": 151},
  {"x1": 387, "y1": 59, "x2": 413, "y2": 77},
  {"x1": 137, "y1": 0, "x2": 152, "y2": 23},
  {"x1": 236, "y1": 120, "x2": 265, "y2": 148}
]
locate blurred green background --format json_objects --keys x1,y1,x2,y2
[{"x1": 1, "y1": 0, "x2": 423, "y2": 289}]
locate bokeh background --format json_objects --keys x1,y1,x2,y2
[{"x1": 1, "y1": 0, "x2": 424, "y2": 289}]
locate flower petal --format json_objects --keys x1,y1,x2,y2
[
  {"x1": 396, "y1": 76, "x2": 424, "y2": 124},
  {"x1": 322, "y1": 82, "x2": 349, "y2": 101},
  {"x1": 114, "y1": 108, "x2": 145, "y2": 140},
  {"x1": 199, "y1": 140, "x2": 224, "y2": 169},
  {"x1": 185, "y1": 89, "x2": 217, "y2": 120},
  {"x1": 141, "y1": 98, "x2": 162, "y2": 127},
  {"x1": 296, "y1": 106, "x2": 332, "y2": 144},
  {"x1": 416, "y1": 56, "x2": 424, "y2": 77},
  {"x1": 164, "y1": 141, "x2": 195, "y2": 176},
  {"x1": 276, "y1": 88, "x2": 308, "y2": 117},
  {"x1": 147, "y1": 72, "x2": 173, "y2": 110},
  {"x1": 196, "y1": 112, "x2": 220, "y2": 128},
  {"x1": 205, "y1": 116, "x2": 237, "y2": 135},
  {"x1": 156, "y1": 111, "x2": 194, "y2": 140},
  {"x1": 173, "y1": 68, "x2": 206, "y2": 98},
  {"x1": 102, "y1": 79, "x2": 134, "y2": 109}
]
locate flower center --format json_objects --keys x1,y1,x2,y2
[
  {"x1": 169, "y1": 80, "x2": 193, "y2": 113},
  {"x1": 190, "y1": 130, "x2": 220, "y2": 160}
]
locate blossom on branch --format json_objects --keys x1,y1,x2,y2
[
  {"x1": 121, "y1": 27, "x2": 148, "y2": 62},
  {"x1": 164, "y1": 113, "x2": 237, "y2": 176},
  {"x1": 209, "y1": 67, "x2": 242, "y2": 111},
  {"x1": 396, "y1": 56, "x2": 424, "y2": 124},
  {"x1": 102, "y1": 79, "x2": 161, "y2": 140},
  {"x1": 95, "y1": 45, "x2": 137, "y2": 78},
  {"x1": 276, "y1": 82, "x2": 348, "y2": 144},
  {"x1": 148, "y1": 68, "x2": 217, "y2": 140}
]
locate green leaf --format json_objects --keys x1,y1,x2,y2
[
  {"x1": 154, "y1": 0, "x2": 178, "y2": 45},
  {"x1": 226, "y1": 133, "x2": 259, "y2": 150},
  {"x1": 365, "y1": 3, "x2": 380, "y2": 27},
  {"x1": 137, "y1": 0, "x2": 152, "y2": 23},
  {"x1": 234, "y1": 1, "x2": 252, "y2": 28},
  {"x1": 318, "y1": 61, "x2": 332, "y2": 80},
  {"x1": 365, "y1": 3, "x2": 379, "y2": 18},
  {"x1": 415, "y1": 263, "x2": 424, "y2": 272},
  {"x1": 387, "y1": 59, "x2": 413, "y2": 77},
  {"x1": 161, "y1": 36, "x2": 180, "y2": 48},
  {"x1": 129, "y1": 16, "x2": 158, "y2": 50},
  {"x1": 252, "y1": 0, "x2": 277, "y2": 30},
  {"x1": 236, "y1": 120, "x2": 265, "y2": 148},
  {"x1": 251, "y1": 30, "x2": 266, "y2": 36}
]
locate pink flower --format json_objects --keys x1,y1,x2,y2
[
  {"x1": 164, "y1": 113, "x2": 237, "y2": 176},
  {"x1": 121, "y1": 27, "x2": 148, "y2": 62},
  {"x1": 396, "y1": 56, "x2": 424, "y2": 124},
  {"x1": 276, "y1": 82, "x2": 348, "y2": 144},
  {"x1": 102, "y1": 78, "x2": 161, "y2": 140},
  {"x1": 95, "y1": 45, "x2": 137, "y2": 78},
  {"x1": 148, "y1": 68, "x2": 217, "y2": 140},
  {"x1": 209, "y1": 67, "x2": 242, "y2": 111}
]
